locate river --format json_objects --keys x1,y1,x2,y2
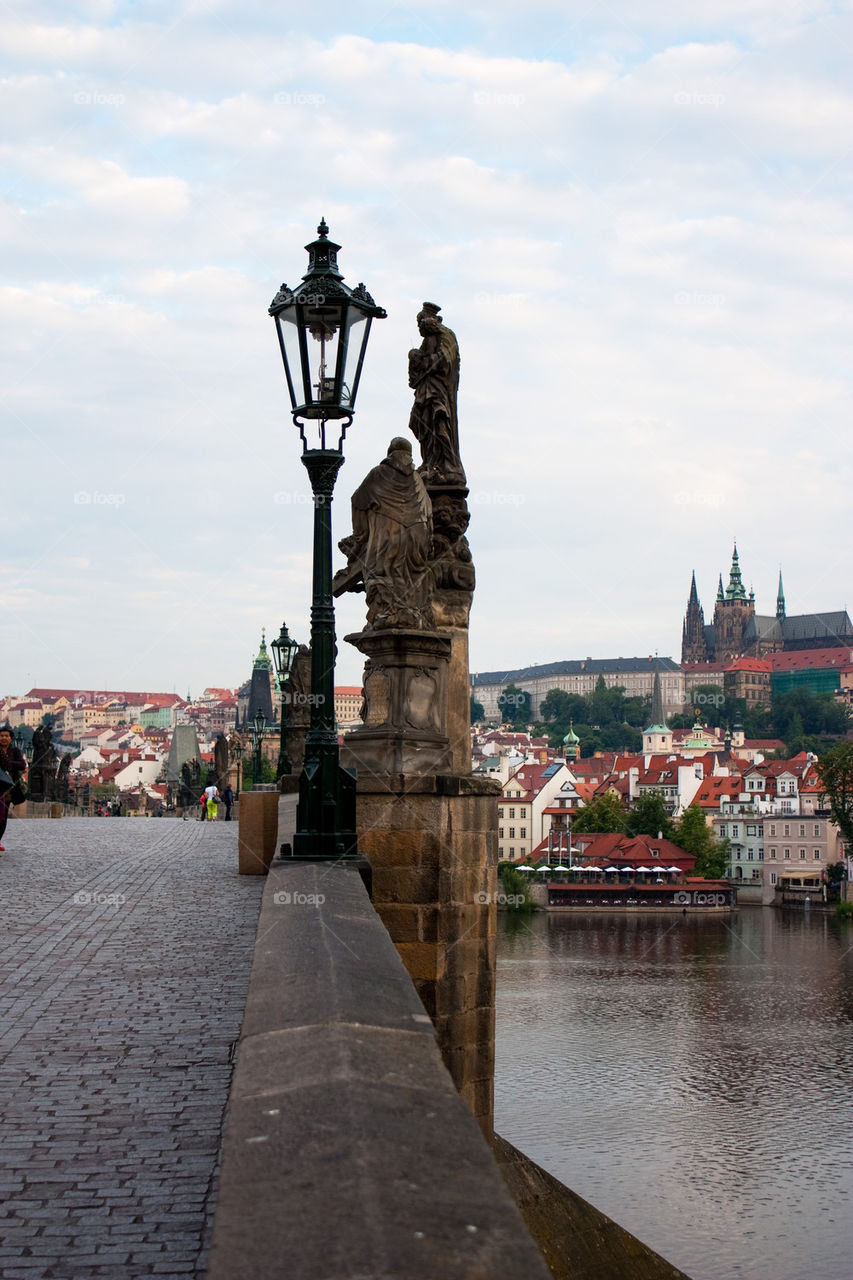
[{"x1": 494, "y1": 907, "x2": 853, "y2": 1280}]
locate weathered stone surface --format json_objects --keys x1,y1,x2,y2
[
  {"x1": 493, "y1": 1136, "x2": 693, "y2": 1280},
  {"x1": 236, "y1": 790, "x2": 279, "y2": 874}
]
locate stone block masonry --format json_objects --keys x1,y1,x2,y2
[{"x1": 0, "y1": 817, "x2": 263, "y2": 1279}]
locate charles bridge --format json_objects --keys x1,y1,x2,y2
[{"x1": 0, "y1": 810, "x2": 689, "y2": 1280}]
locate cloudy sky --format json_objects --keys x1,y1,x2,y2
[{"x1": 2, "y1": 0, "x2": 852, "y2": 696}]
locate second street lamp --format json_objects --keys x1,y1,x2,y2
[
  {"x1": 269, "y1": 219, "x2": 386, "y2": 860},
  {"x1": 270, "y1": 620, "x2": 299, "y2": 779}
]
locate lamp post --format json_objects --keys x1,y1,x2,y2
[
  {"x1": 269, "y1": 218, "x2": 386, "y2": 860},
  {"x1": 270, "y1": 620, "x2": 299, "y2": 779},
  {"x1": 233, "y1": 736, "x2": 243, "y2": 796},
  {"x1": 251, "y1": 707, "x2": 267, "y2": 786}
]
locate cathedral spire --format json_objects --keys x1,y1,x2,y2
[
  {"x1": 725, "y1": 540, "x2": 747, "y2": 601},
  {"x1": 777, "y1": 569, "x2": 786, "y2": 620},
  {"x1": 689, "y1": 570, "x2": 700, "y2": 605},
  {"x1": 648, "y1": 665, "x2": 667, "y2": 730},
  {"x1": 717, "y1": 574, "x2": 724, "y2": 603}
]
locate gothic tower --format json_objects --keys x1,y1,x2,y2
[
  {"x1": 681, "y1": 571, "x2": 710, "y2": 664},
  {"x1": 712, "y1": 541, "x2": 755, "y2": 662}
]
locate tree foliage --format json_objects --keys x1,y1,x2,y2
[
  {"x1": 672, "y1": 804, "x2": 729, "y2": 879},
  {"x1": 470, "y1": 695, "x2": 485, "y2": 723},
  {"x1": 816, "y1": 743, "x2": 853, "y2": 849},
  {"x1": 570, "y1": 791, "x2": 626, "y2": 834},
  {"x1": 625, "y1": 790, "x2": 672, "y2": 839},
  {"x1": 498, "y1": 683, "x2": 531, "y2": 728}
]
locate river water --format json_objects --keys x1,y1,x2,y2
[{"x1": 494, "y1": 907, "x2": 853, "y2": 1280}]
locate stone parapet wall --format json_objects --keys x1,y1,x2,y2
[{"x1": 207, "y1": 862, "x2": 550, "y2": 1280}]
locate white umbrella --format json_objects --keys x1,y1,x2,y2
[
  {"x1": 604, "y1": 865, "x2": 621, "y2": 873},
  {"x1": 568, "y1": 865, "x2": 584, "y2": 872},
  {"x1": 666, "y1": 866, "x2": 682, "y2": 872},
  {"x1": 634, "y1": 866, "x2": 653, "y2": 873},
  {"x1": 516, "y1": 865, "x2": 534, "y2": 872},
  {"x1": 552, "y1": 864, "x2": 569, "y2": 872},
  {"x1": 585, "y1": 865, "x2": 604, "y2": 873}
]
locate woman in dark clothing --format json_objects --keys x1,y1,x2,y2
[{"x1": 0, "y1": 723, "x2": 27, "y2": 853}]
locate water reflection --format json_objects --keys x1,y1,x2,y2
[{"x1": 495, "y1": 908, "x2": 853, "y2": 1280}]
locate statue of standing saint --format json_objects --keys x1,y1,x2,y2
[
  {"x1": 333, "y1": 437, "x2": 434, "y2": 631},
  {"x1": 408, "y1": 303, "x2": 466, "y2": 487}
]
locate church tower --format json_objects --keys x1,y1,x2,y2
[
  {"x1": 643, "y1": 666, "x2": 673, "y2": 756},
  {"x1": 681, "y1": 571, "x2": 710, "y2": 664},
  {"x1": 776, "y1": 570, "x2": 786, "y2": 620},
  {"x1": 712, "y1": 541, "x2": 755, "y2": 662}
]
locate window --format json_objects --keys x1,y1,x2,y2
[
  {"x1": 508, "y1": 807, "x2": 516, "y2": 819},
  {"x1": 758, "y1": 850, "x2": 764, "y2": 860},
  {"x1": 509, "y1": 848, "x2": 514, "y2": 858},
  {"x1": 813, "y1": 824, "x2": 821, "y2": 837},
  {"x1": 732, "y1": 825, "x2": 740, "y2": 838},
  {"x1": 814, "y1": 849, "x2": 821, "y2": 860},
  {"x1": 520, "y1": 827, "x2": 526, "y2": 838},
  {"x1": 499, "y1": 827, "x2": 505, "y2": 838},
  {"x1": 799, "y1": 824, "x2": 806, "y2": 837},
  {"x1": 783, "y1": 824, "x2": 790, "y2": 837},
  {"x1": 509, "y1": 827, "x2": 516, "y2": 839},
  {"x1": 498, "y1": 847, "x2": 504, "y2": 857},
  {"x1": 771, "y1": 872, "x2": 777, "y2": 885},
  {"x1": 747, "y1": 825, "x2": 757, "y2": 836},
  {"x1": 747, "y1": 849, "x2": 754, "y2": 861},
  {"x1": 799, "y1": 849, "x2": 807, "y2": 860},
  {"x1": 784, "y1": 848, "x2": 791, "y2": 858},
  {"x1": 769, "y1": 824, "x2": 776, "y2": 836},
  {"x1": 719, "y1": 825, "x2": 728, "y2": 838}
]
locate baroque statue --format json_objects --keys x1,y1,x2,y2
[
  {"x1": 333, "y1": 437, "x2": 435, "y2": 631},
  {"x1": 408, "y1": 303, "x2": 466, "y2": 487}
]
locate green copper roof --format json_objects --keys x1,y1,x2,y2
[{"x1": 253, "y1": 628, "x2": 272, "y2": 671}]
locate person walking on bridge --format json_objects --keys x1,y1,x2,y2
[
  {"x1": 203, "y1": 781, "x2": 220, "y2": 822},
  {"x1": 0, "y1": 724, "x2": 27, "y2": 854}
]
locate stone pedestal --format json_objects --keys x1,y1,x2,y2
[
  {"x1": 341, "y1": 629, "x2": 452, "y2": 779},
  {"x1": 238, "y1": 790, "x2": 280, "y2": 875},
  {"x1": 355, "y1": 773, "x2": 501, "y2": 1138}
]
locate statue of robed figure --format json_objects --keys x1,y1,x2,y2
[{"x1": 408, "y1": 302, "x2": 465, "y2": 487}]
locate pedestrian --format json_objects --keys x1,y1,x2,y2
[
  {"x1": 198, "y1": 792, "x2": 207, "y2": 822},
  {"x1": 203, "y1": 781, "x2": 220, "y2": 822},
  {"x1": 222, "y1": 784, "x2": 234, "y2": 821},
  {"x1": 0, "y1": 724, "x2": 27, "y2": 854}
]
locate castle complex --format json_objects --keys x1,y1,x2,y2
[{"x1": 681, "y1": 542, "x2": 853, "y2": 665}]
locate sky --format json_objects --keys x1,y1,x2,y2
[{"x1": 2, "y1": 0, "x2": 852, "y2": 696}]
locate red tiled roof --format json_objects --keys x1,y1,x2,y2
[{"x1": 768, "y1": 647, "x2": 853, "y2": 672}]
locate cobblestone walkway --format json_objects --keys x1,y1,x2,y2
[{"x1": 0, "y1": 817, "x2": 264, "y2": 1280}]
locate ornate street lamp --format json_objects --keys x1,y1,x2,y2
[
  {"x1": 270, "y1": 620, "x2": 299, "y2": 779},
  {"x1": 269, "y1": 219, "x2": 386, "y2": 860},
  {"x1": 232, "y1": 736, "x2": 244, "y2": 796},
  {"x1": 251, "y1": 707, "x2": 267, "y2": 786}
]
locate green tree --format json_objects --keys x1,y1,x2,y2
[
  {"x1": 539, "y1": 689, "x2": 575, "y2": 722},
  {"x1": 690, "y1": 683, "x2": 726, "y2": 719},
  {"x1": 470, "y1": 695, "x2": 485, "y2": 723},
  {"x1": 570, "y1": 791, "x2": 626, "y2": 834},
  {"x1": 626, "y1": 789, "x2": 673, "y2": 839},
  {"x1": 816, "y1": 743, "x2": 853, "y2": 848},
  {"x1": 672, "y1": 804, "x2": 729, "y2": 878},
  {"x1": 498, "y1": 683, "x2": 531, "y2": 728}
]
